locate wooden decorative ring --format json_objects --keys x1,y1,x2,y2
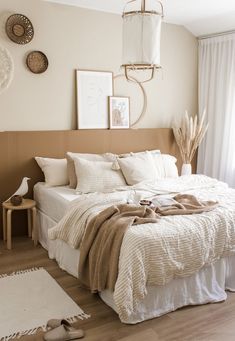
[{"x1": 113, "y1": 74, "x2": 147, "y2": 128}]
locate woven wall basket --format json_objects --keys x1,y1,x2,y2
[
  {"x1": 6, "y1": 13, "x2": 34, "y2": 45},
  {"x1": 26, "y1": 51, "x2": 48, "y2": 74}
]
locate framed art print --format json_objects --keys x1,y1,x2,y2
[
  {"x1": 109, "y1": 96, "x2": 130, "y2": 129},
  {"x1": 76, "y1": 70, "x2": 113, "y2": 129}
]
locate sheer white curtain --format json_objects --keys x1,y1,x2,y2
[{"x1": 197, "y1": 33, "x2": 235, "y2": 187}]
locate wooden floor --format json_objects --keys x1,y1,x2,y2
[{"x1": 1, "y1": 238, "x2": 235, "y2": 341}]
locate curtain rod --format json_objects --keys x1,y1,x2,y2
[{"x1": 198, "y1": 29, "x2": 235, "y2": 40}]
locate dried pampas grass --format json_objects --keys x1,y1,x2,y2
[{"x1": 173, "y1": 110, "x2": 208, "y2": 164}]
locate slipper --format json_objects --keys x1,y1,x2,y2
[
  {"x1": 43, "y1": 324, "x2": 84, "y2": 341},
  {"x1": 47, "y1": 319, "x2": 71, "y2": 329}
]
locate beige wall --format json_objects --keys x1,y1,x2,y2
[{"x1": 0, "y1": 0, "x2": 198, "y2": 131}]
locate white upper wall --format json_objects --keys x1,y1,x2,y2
[
  {"x1": 0, "y1": 0, "x2": 198, "y2": 131},
  {"x1": 45, "y1": 0, "x2": 235, "y2": 37}
]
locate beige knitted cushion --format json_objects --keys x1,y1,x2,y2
[
  {"x1": 66, "y1": 152, "x2": 116, "y2": 189},
  {"x1": 74, "y1": 157, "x2": 126, "y2": 193}
]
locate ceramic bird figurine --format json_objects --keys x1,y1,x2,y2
[{"x1": 6, "y1": 177, "x2": 31, "y2": 202}]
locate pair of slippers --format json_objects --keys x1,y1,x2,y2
[{"x1": 43, "y1": 319, "x2": 85, "y2": 340}]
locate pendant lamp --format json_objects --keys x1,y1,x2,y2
[{"x1": 122, "y1": 0, "x2": 164, "y2": 83}]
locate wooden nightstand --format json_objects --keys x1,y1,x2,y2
[{"x1": 2, "y1": 199, "x2": 37, "y2": 250}]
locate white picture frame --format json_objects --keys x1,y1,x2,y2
[
  {"x1": 109, "y1": 96, "x2": 130, "y2": 129},
  {"x1": 76, "y1": 70, "x2": 113, "y2": 129}
]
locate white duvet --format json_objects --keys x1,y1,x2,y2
[{"x1": 48, "y1": 175, "x2": 235, "y2": 322}]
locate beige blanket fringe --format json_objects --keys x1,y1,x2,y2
[{"x1": 79, "y1": 195, "x2": 218, "y2": 293}]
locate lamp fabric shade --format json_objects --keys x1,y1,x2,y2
[{"x1": 122, "y1": 13, "x2": 162, "y2": 67}]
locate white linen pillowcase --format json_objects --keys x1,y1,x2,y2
[
  {"x1": 112, "y1": 149, "x2": 161, "y2": 171},
  {"x1": 131, "y1": 149, "x2": 160, "y2": 156},
  {"x1": 117, "y1": 152, "x2": 158, "y2": 185},
  {"x1": 66, "y1": 152, "x2": 117, "y2": 189},
  {"x1": 67, "y1": 151, "x2": 116, "y2": 162},
  {"x1": 74, "y1": 157, "x2": 126, "y2": 193},
  {"x1": 113, "y1": 150, "x2": 178, "y2": 179},
  {"x1": 152, "y1": 154, "x2": 178, "y2": 178},
  {"x1": 35, "y1": 157, "x2": 69, "y2": 187},
  {"x1": 118, "y1": 149, "x2": 160, "y2": 158}
]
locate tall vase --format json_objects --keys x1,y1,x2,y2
[{"x1": 181, "y1": 163, "x2": 192, "y2": 176}]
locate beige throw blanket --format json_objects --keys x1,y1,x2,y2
[
  {"x1": 79, "y1": 195, "x2": 218, "y2": 294},
  {"x1": 155, "y1": 194, "x2": 218, "y2": 215},
  {"x1": 79, "y1": 204, "x2": 158, "y2": 293}
]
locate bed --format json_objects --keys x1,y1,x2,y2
[
  {"x1": 34, "y1": 173, "x2": 235, "y2": 324},
  {"x1": 2, "y1": 129, "x2": 234, "y2": 323}
]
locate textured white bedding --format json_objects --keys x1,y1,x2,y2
[
  {"x1": 34, "y1": 182, "x2": 80, "y2": 222},
  {"x1": 101, "y1": 256, "x2": 235, "y2": 323},
  {"x1": 34, "y1": 176, "x2": 235, "y2": 324},
  {"x1": 36, "y1": 210, "x2": 80, "y2": 278},
  {"x1": 37, "y1": 209, "x2": 235, "y2": 323}
]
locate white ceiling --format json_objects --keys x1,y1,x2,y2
[{"x1": 45, "y1": 0, "x2": 235, "y2": 37}]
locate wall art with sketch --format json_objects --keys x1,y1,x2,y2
[{"x1": 76, "y1": 70, "x2": 113, "y2": 129}]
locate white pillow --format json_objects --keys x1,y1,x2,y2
[
  {"x1": 67, "y1": 151, "x2": 116, "y2": 162},
  {"x1": 152, "y1": 154, "x2": 178, "y2": 178},
  {"x1": 117, "y1": 152, "x2": 157, "y2": 185},
  {"x1": 74, "y1": 157, "x2": 126, "y2": 193},
  {"x1": 66, "y1": 152, "x2": 117, "y2": 189},
  {"x1": 131, "y1": 149, "x2": 160, "y2": 156},
  {"x1": 112, "y1": 149, "x2": 161, "y2": 170},
  {"x1": 118, "y1": 149, "x2": 160, "y2": 158},
  {"x1": 35, "y1": 157, "x2": 69, "y2": 186}
]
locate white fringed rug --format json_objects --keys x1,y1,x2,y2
[{"x1": 0, "y1": 268, "x2": 90, "y2": 341}]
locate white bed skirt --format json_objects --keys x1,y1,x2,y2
[{"x1": 37, "y1": 209, "x2": 235, "y2": 324}]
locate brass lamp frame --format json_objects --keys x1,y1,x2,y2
[{"x1": 122, "y1": 0, "x2": 164, "y2": 83}]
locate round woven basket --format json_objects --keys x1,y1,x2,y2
[
  {"x1": 5, "y1": 13, "x2": 34, "y2": 45},
  {"x1": 26, "y1": 51, "x2": 48, "y2": 74}
]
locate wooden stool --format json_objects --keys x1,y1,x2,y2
[{"x1": 2, "y1": 199, "x2": 37, "y2": 250}]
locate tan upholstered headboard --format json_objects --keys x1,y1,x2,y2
[{"x1": 0, "y1": 129, "x2": 196, "y2": 237}]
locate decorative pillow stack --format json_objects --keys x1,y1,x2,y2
[{"x1": 34, "y1": 149, "x2": 179, "y2": 193}]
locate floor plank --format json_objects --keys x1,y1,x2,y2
[
  {"x1": 117, "y1": 328, "x2": 160, "y2": 341},
  {"x1": 1, "y1": 237, "x2": 235, "y2": 341}
]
